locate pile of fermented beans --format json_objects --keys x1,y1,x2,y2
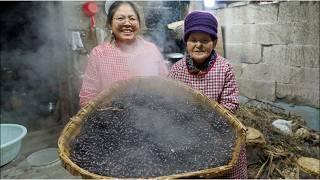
[{"x1": 70, "y1": 90, "x2": 237, "y2": 178}]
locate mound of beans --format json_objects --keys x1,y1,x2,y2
[{"x1": 70, "y1": 90, "x2": 236, "y2": 178}]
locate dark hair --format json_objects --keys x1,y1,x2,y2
[{"x1": 107, "y1": 1, "x2": 141, "y2": 28}]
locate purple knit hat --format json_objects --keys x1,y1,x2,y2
[{"x1": 184, "y1": 11, "x2": 218, "y2": 42}]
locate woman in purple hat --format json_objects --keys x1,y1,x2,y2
[{"x1": 169, "y1": 11, "x2": 247, "y2": 178}]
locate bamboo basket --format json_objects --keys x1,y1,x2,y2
[{"x1": 58, "y1": 76, "x2": 246, "y2": 179}]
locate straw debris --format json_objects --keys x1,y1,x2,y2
[{"x1": 236, "y1": 103, "x2": 319, "y2": 179}]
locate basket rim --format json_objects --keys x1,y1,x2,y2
[{"x1": 58, "y1": 76, "x2": 247, "y2": 178}]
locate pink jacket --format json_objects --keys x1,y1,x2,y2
[{"x1": 79, "y1": 37, "x2": 168, "y2": 107}]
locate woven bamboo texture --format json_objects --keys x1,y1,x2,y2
[{"x1": 58, "y1": 76, "x2": 246, "y2": 179}]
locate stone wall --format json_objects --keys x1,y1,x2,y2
[{"x1": 215, "y1": 1, "x2": 320, "y2": 108}]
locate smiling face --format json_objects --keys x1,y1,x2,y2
[
  {"x1": 186, "y1": 32, "x2": 217, "y2": 65},
  {"x1": 111, "y1": 3, "x2": 140, "y2": 44}
]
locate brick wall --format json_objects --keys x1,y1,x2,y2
[{"x1": 215, "y1": 1, "x2": 319, "y2": 108}]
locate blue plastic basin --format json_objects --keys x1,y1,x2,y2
[{"x1": 1, "y1": 124, "x2": 27, "y2": 166}]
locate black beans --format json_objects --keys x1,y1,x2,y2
[{"x1": 70, "y1": 90, "x2": 236, "y2": 178}]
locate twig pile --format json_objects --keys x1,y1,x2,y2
[{"x1": 235, "y1": 103, "x2": 319, "y2": 179}]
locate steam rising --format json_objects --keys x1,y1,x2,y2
[
  {"x1": 141, "y1": 1, "x2": 188, "y2": 54},
  {"x1": 1, "y1": 2, "x2": 66, "y2": 129},
  {"x1": 70, "y1": 81, "x2": 236, "y2": 177},
  {"x1": 0, "y1": 1, "x2": 188, "y2": 129}
]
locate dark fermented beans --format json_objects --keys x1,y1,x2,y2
[{"x1": 70, "y1": 90, "x2": 236, "y2": 178}]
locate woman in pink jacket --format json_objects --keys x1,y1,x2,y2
[
  {"x1": 79, "y1": 1, "x2": 168, "y2": 107},
  {"x1": 169, "y1": 11, "x2": 247, "y2": 178}
]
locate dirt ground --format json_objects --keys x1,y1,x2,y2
[{"x1": 235, "y1": 102, "x2": 319, "y2": 179}]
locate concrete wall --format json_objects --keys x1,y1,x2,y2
[{"x1": 215, "y1": 1, "x2": 319, "y2": 109}]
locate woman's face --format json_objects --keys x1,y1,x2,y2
[
  {"x1": 111, "y1": 4, "x2": 140, "y2": 44},
  {"x1": 186, "y1": 32, "x2": 216, "y2": 64}
]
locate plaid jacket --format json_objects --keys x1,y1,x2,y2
[
  {"x1": 169, "y1": 54, "x2": 239, "y2": 113},
  {"x1": 79, "y1": 37, "x2": 168, "y2": 107},
  {"x1": 169, "y1": 54, "x2": 247, "y2": 179}
]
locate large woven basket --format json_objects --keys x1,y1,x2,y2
[{"x1": 58, "y1": 76, "x2": 246, "y2": 179}]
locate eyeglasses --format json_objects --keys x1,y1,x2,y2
[{"x1": 113, "y1": 16, "x2": 138, "y2": 24}]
